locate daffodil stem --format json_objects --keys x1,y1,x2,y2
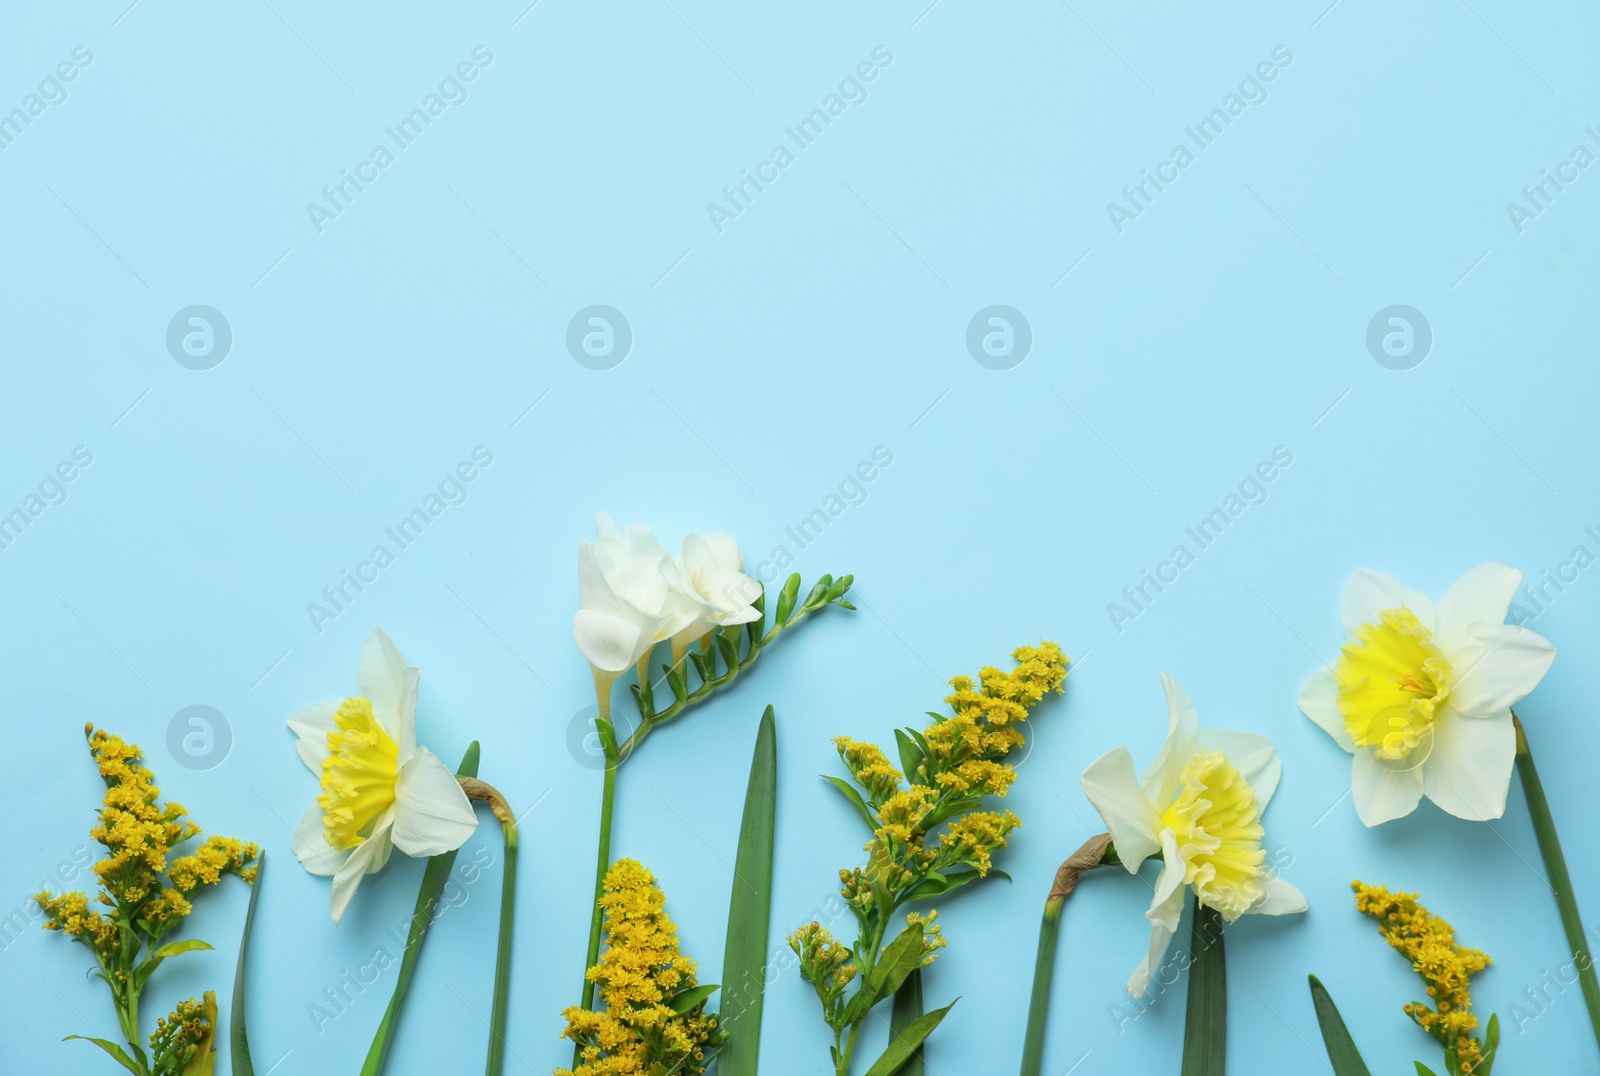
[
  {"x1": 1514, "y1": 714, "x2": 1600, "y2": 1058},
  {"x1": 460, "y1": 778, "x2": 518, "y2": 1076},
  {"x1": 1020, "y1": 835, "x2": 1115, "y2": 1076}
]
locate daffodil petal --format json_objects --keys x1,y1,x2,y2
[
  {"x1": 329, "y1": 810, "x2": 394, "y2": 925},
  {"x1": 391, "y1": 747, "x2": 479, "y2": 857},
  {"x1": 1434, "y1": 562, "x2": 1523, "y2": 652},
  {"x1": 287, "y1": 700, "x2": 340, "y2": 772},
  {"x1": 1447, "y1": 623, "x2": 1556, "y2": 717},
  {"x1": 1341, "y1": 568, "x2": 1435, "y2": 636},
  {"x1": 398, "y1": 665, "x2": 419, "y2": 762},
  {"x1": 1423, "y1": 709, "x2": 1515, "y2": 821},
  {"x1": 1248, "y1": 876, "x2": 1308, "y2": 916},
  {"x1": 1129, "y1": 867, "x2": 1186, "y2": 998},
  {"x1": 292, "y1": 802, "x2": 347, "y2": 877},
  {"x1": 1080, "y1": 746, "x2": 1162, "y2": 871},
  {"x1": 1198, "y1": 729, "x2": 1280, "y2": 808},
  {"x1": 1142, "y1": 674, "x2": 1200, "y2": 806},
  {"x1": 1298, "y1": 667, "x2": 1355, "y2": 752},
  {"x1": 358, "y1": 628, "x2": 409, "y2": 741},
  {"x1": 1350, "y1": 750, "x2": 1425, "y2": 827}
]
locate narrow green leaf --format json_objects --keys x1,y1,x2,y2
[
  {"x1": 718, "y1": 706, "x2": 778, "y2": 1076},
  {"x1": 64, "y1": 1036, "x2": 142, "y2": 1074},
  {"x1": 1415, "y1": 1064, "x2": 1439, "y2": 1076},
  {"x1": 1181, "y1": 897, "x2": 1226, "y2": 1076},
  {"x1": 894, "y1": 729, "x2": 924, "y2": 785},
  {"x1": 921, "y1": 797, "x2": 982, "y2": 831},
  {"x1": 889, "y1": 968, "x2": 924, "y2": 1076},
  {"x1": 667, "y1": 983, "x2": 720, "y2": 1015},
  {"x1": 231, "y1": 850, "x2": 266, "y2": 1076},
  {"x1": 867, "y1": 920, "x2": 928, "y2": 1001},
  {"x1": 822, "y1": 776, "x2": 877, "y2": 831},
  {"x1": 151, "y1": 938, "x2": 214, "y2": 960},
  {"x1": 902, "y1": 868, "x2": 1006, "y2": 903},
  {"x1": 835, "y1": 600, "x2": 857, "y2": 611},
  {"x1": 1482, "y1": 1011, "x2": 1499, "y2": 1072},
  {"x1": 1307, "y1": 975, "x2": 1371, "y2": 1076},
  {"x1": 715, "y1": 632, "x2": 741, "y2": 676},
  {"x1": 361, "y1": 742, "x2": 481, "y2": 1076},
  {"x1": 861, "y1": 1000, "x2": 956, "y2": 1076}
]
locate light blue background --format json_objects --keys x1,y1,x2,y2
[{"x1": 3, "y1": 1, "x2": 1599, "y2": 1072}]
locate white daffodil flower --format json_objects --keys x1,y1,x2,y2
[
  {"x1": 1082, "y1": 674, "x2": 1306, "y2": 998},
  {"x1": 1298, "y1": 563, "x2": 1556, "y2": 827},
  {"x1": 288, "y1": 628, "x2": 478, "y2": 924},
  {"x1": 667, "y1": 531, "x2": 762, "y2": 657},
  {"x1": 574, "y1": 513, "x2": 704, "y2": 678}
]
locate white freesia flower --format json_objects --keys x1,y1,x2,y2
[
  {"x1": 1298, "y1": 563, "x2": 1556, "y2": 827},
  {"x1": 667, "y1": 531, "x2": 762, "y2": 657},
  {"x1": 288, "y1": 628, "x2": 478, "y2": 924},
  {"x1": 574, "y1": 513, "x2": 703, "y2": 681},
  {"x1": 1082, "y1": 675, "x2": 1306, "y2": 997}
]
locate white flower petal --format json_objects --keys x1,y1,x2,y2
[
  {"x1": 358, "y1": 628, "x2": 409, "y2": 740},
  {"x1": 329, "y1": 810, "x2": 394, "y2": 925},
  {"x1": 1341, "y1": 568, "x2": 1435, "y2": 635},
  {"x1": 1198, "y1": 729, "x2": 1280, "y2": 808},
  {"x1": 1247, "y1": 876, "x2": 1308, "y2": 917},
  {"x1": 292, "y1": 802, "x2": 348, "y2": 877},
  {"x1": 398, "y1": 666, "x2": 419, "y2": 762},
  {"x1": 287, "y1": 700, "x2": 340, "y2": 773},
  {"x1": 1142, "y1": 674, "x2": 1200, "y2": 807},
  {"x1": 1129, "y1": 852, "x2": 1187, "y2": 998},
  {"x1": 1350, "y1": 750, "x2": 1425, "y2": 827},
  {"x1": 1422, "y1": 709, "x2": 1515, "y2": 821},
  {"x1": 1080, "y1": 746, "x2": 1162, "y2": 870},
  {"x1": 593, "y1": 511, "x2": 621, "y2": 541},
  {"x1": 1435, "y1": 563, "x2": 1523, "y2": 652},
  {"x1": 1447, "y1": 623, "x2": 1556, "y2": 717},
  {"x1": 1298, "y1": 667, "x2": 1354, "y2": 752},
  {"x1": 701, "y1": 530, "x2": 743, "y2": 571},
  {"x1": 391, "y1": 748, "x2": 479, "y2": 857},
  {"x1": 574, "y1": 609, "x2": 652, "y2": 673}
]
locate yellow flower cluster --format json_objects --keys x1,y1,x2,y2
[
  {"x1": 932, "y1": 810, "x2": 1021, "y2": 877},
  {"x1": 149, "y1": 992, "x2": 215, "y2": 1073},
  {"x1": 924, "y1": 642, "x2": 1068, "y2": 795},
  {"x1": 1353, "y1": 881, "x2": 1492, "y2": 1072},
  {"x1": 833, "y1": 737, "x2": 903, "y2": 802},
  {"x1": 558, "y1": 859, "x2": 722, "y2": 1076}
]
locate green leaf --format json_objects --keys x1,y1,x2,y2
[
  {"x1": 921, "y1": 797, "x2": 982, "y2": 831},
  {"x1": 1482, "y1": 1012, "x2": 1499, "y2": 1072},
  {"x1": 889, "y1": 968, "x2": 925, "y2": 1076},
  {"x1": 715, "y1": 632, "x2": 741, "y2": 676},
  {"x1": 901, "y1": 868, "x2": 1006, "y2": 903},
  {"x1": 64, "y1": 1036, "x2": 143, "y2": 1074},
  {"x1": 667, "y1": 983, "x2": 720, "y2": 1015},
  {"x1": 361, "y1": 742, "x2": 481, "y2": 1076},
  {"x1": 718, "y1": 706, "x2": 778, "y2": 1076},
  {"x1": 894, "y1": 729, "x2": 924, "y2": 785},
  {"x1": 1415, "y1": 1064, "x2": 1439, "y2": 1076},
  {"x1": 867, "y1": 921, "x2": 929, "y2": 1001},
  {"x1": 835, "y1": 600, "x2": 857, "y2": 611},
  {"x1": 861, "y1": 1000, "x2": 956, "y2": 1076},
  {"x1": 1307, "y1": 975, "x2": 1371, "y2": 1076},
  {"x1": 775, "y1": 574, "x2": 801, "y2": 625},
  {"x1": 822, "y1": 776, "x2": 877, "y2": 831},
  {"x1": 151, "y1": 938, "x2": 215, "y2": 960},
  {"x1": 1181, "y1": 897, "x2": 1226, "y2": 1076},
  {"x1": 231, "y1": 851, "x2": 265, "y2": 1076}
]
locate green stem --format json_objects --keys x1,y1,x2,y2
[
  {"x1": 361, "y1": 742, "x2": 481, "y2": 1076},
  {"x1": 576, "y1": 756, "x2": 617, "y2": 1060},
  {"x1": 1181, "y1": 897, "x2": 1227, "y2": 1076},
  {"x1": 1514, "y1": 714, "x2": 1600, "y2": 1058},
  {"x1": 460, "y1": 778, "x2": 518, "y2": 1076},
  {"x1": 1020, "y1": 834, "x2": 1114, "y2": 1076}
]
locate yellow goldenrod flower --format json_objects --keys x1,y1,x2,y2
[
  {"x1": 1300, "y1": 565, "x2": 1555, "y2": 826},
  {"x1": 557, "y1": 859, "x2": 724, "y2": 1076},
  {"x1": 287, "y1": 628, "x2": 478, "y2": 924},
  {"x1": 1082, "y1": 675, "x2": 1305, "y2": 997},
  {"x1": 1353, "y1": 881, "x2": 1493, "y2": 1071}
]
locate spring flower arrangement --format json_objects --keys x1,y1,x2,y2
[
  {"x1": 288, "y1": 627, "x2": 520, "y2": 1076},
  {"x1": 1309, "y1": 883, "x2": 1499, "y2": 1075},
  {"x1": 34, "y1": 725, "x2": 259, "y2": 1075},
  {"x1": 567, "y1": 512, "x2": 854, "y2": 1071},
  {"x1": 1297, "y1": 565, "x2": 1597, "y2": 1052},
  {"x1": 1021, "y1": 675, "x2": 1306, "y2": 1074},
  {"x1": 790, "y1": 642, "x2": 1068, "y2": 1074}
]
